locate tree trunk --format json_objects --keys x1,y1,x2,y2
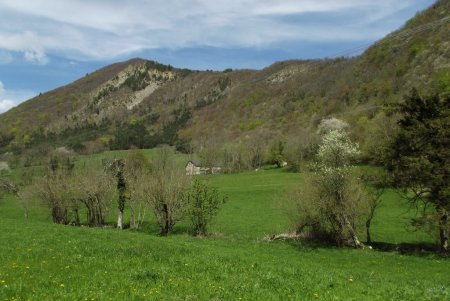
[
  {"x1": 344, "y1": 216, "x2": 364, "y2": 248},
  {"x1": 117, "y1": 210, "x2": 123, "y2": 229},
  {"x1": 159, "y1": 203, "x2": 171, "y2": 236},
  {"x1": 24, "y1": 206, "x2": 29, "y2": 220},
  {"x1": 366, "y1": 219, "x2": 372, "y2": 244},
  {"x1": 439, "y1": 211, "x2": 448, "y2": 252}
]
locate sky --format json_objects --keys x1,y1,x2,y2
[{"x1": 0, "y1": 0, "x2": 436, "y2": 114}]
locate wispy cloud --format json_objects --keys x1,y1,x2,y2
[
  {"x1": 0, "y1": 0, "x2": 433, "y2": 63},
  {"x1": 0, "y1": 99, "x2": 15, "y2": 114},
  {"x1": 0, "y1": 31, "x2": 48, "y2": 64},
  {"x1": 0, "y1": 81, "x2": 36, "y2": 113},
  {"x1": 0, "y1": 81, "x2": 15, "y2": 113}
]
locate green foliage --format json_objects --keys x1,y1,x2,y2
[
  {"x1": 435, "y1": 69, "x2": 450, "y2": 94},
  {"x1": 386, "y1": 89, "x2": 450, "y2": 250},
  {"x1": 408, "y1": 41, "x2": 425, "y2": 60},
  {"x1": 239, "y1": 119, "x2": 262, "y2": 131},
  {"x1": 122, "y1": 61, "x2": 174, "y2": 91},
  {"x1": 217, "y1": 76, "x2": 231, "y2": 91},
  {"x1": 243, "y1": 91, "x2": 264, "y2": 107},
  {"x1": 110, "y1": 119, "x2": 154, "y2": 150},
  {"x1": 93, "y1": 84, "x2": 118, "y2": 103},
  {"x1": 267, "y1": 139, "x2": 286, "y2": 168},
  {"x1": 161, "y1": 105, "x2": 192, "y2": 146},
  {"x1": 185, "y1": 179, "x2": 227, "y2": 236},
  {"x1": 0, "y1": 132, "x2": 14, "y2": 151}
]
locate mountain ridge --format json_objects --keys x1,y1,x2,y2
[{"x1": 0, "y1": 0, "x2": 448, "y2": 158}]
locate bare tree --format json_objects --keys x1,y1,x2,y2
[
  {"x1": 361, "y1": 171, "x2": 387, "y2": 244},
  {"x1": 33, "y1": 169, "x2": 72, "y2": 224},
  {"x1": 71, "y1": 167, "x2": 115, "y2": 227},
  {"x1": 146, "y1": 147, "x2": 191, "y2": 235},
  {"x1": 284, "y1": 128, "x2": 319, "y2": 172},
  {"x1": 197, "y1": 137, "x2": 221, "y2": 169},
  {"x1": 124, "y1": 150, "x2": 152, "y2": 229}
]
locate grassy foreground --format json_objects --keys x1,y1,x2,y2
[{"x1": 0, "y1": 158, "x2": 449, "y2": 300}]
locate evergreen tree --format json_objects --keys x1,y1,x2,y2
[{"x1": 387, "y1": 89, "x2": 450, "y2": 252}]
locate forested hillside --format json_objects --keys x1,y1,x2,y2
[{"x1": 0, "y1": 0, "x2": 448, "y2": 160}]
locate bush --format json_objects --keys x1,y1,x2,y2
[{"x1": 185, "y1": 179, "x2": 226, "y2": 236}]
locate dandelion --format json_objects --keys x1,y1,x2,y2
[
  {"x1": 348, "y1": 277, "x2": 353, "y2": 283},
  {"x1": 60, "y1": 283, "x2": 65, "y2": 288}
]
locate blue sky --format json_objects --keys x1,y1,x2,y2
[{"x1": 0, "y1": 0, "x2": 436, "y2": 113}]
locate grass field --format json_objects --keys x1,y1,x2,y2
[{"x1": 0, "y1": 150, "x2": 449, "y2": 300}]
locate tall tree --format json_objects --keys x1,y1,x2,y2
[
  {"x1": 386, "y1": 90, "x2": 450, "y2": 252},
  {"x1": 104, "y1": 158, "x2": 127, "y2": 229}
]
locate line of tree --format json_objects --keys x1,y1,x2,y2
[{"x1": 14, "y1": 147, "x2": 226, "y2": 237}]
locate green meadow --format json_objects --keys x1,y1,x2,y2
[{"x1": 0, "y1": 150, "x2": 449, "y2": 300}]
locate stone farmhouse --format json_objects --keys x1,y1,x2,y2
[{"x1": 185, "y1": 160, "x2": 221, "y2": 175}]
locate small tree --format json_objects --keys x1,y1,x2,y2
[
  {"x1": 221, "y1": 143, "x2": 249, "y2": 173},
  {"x1": 185, "y1": 179, "x2": 226, "y2": 236},
  {"x1": 245, "y1": 135, "x2": 266, "y2": 169},
  {"x1": 197, "y1": 137, "x2": 221, "y2": 170},
  {"x1": 71, "y1": 167, "x2": 115, "y2": 227},
  {"x1": 125, "y1": 150, "x2": 152, "y2": 229},
  {"x1": 147, "y1": 147, "x2": 191, "y2": 235},
  {"x1": 285, "y1": 129, "x2": 319, "y2": 172},
  {"x1": 267, "y1": 139, "x2": 286, "y2": 168},
  {"x1": 33, "y1": 169, "x2": 72, "y2": 224},
  {"x1": 361, "y1": 170, "x2": 387, "y2": 244},
  {"x1": 386, "y1": 90, "x2": 449, "y2": 252},
  {"x1": 288, "y1": 130, "x2": 367, "y2": 247}
]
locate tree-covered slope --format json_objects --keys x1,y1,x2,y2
[{"x1": 0, "y1": 0, "x2": 448, "y2": 156}]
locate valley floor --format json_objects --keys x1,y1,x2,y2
[{"x1": 0, "y1": 166, "x2": 449, "y2": 300}]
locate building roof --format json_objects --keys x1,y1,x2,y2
[{"x1": 185, "y1": 160, "x2": 200, "y2": 167}]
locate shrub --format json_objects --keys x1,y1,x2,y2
[{"x1": 185, "y1": 179, "x2": 226, "y2": 236}]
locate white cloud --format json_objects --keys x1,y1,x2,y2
[
  {"x1": 0, "y1": 0, "x2": 434, "y2": 62},
  {"x1": 0, "y1": 99, "x2": 15, "y2": 114},
  {"x1": 0, "y1": 81, "x2": 15, "y2": 113},
  {"x1": 0, "y1": 80, "x2": 36, "y2": 114},
  {"x1": 0, "y1": 31, "x2": 48, "y2": 64}
]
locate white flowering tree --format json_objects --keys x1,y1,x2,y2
[{"x1": 289, "y1": 130, "x2": 367, "y2": 247}]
